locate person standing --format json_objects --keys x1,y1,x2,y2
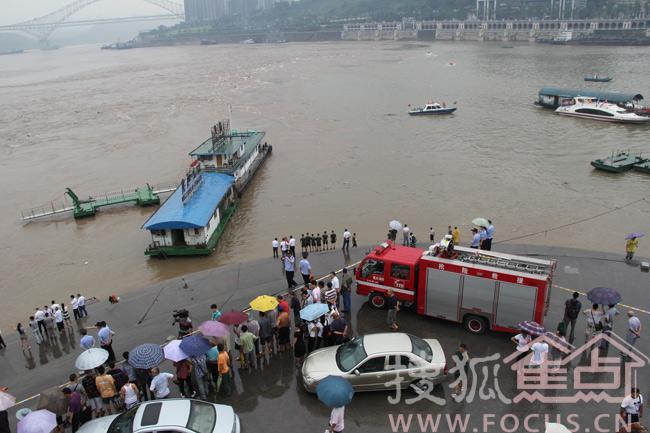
[
  {"x1": 342, "y1": 229, "x2": 351, "y2": 251},
  {"x1": 16, "y1": 323, "x2": 30, "y2": 350},
  {"x1": 217, "y1": 344, "x2": 233, "y2": 396},
  {"x1": 62, "y1": 387, "x2": 82, "y2": 433},
  {"x1": 70, "y1": 295, "x2": 80, "y2": 320},
  {"x1": 77, "y1": 294, "x2": 87, "y2": 318},
  {"x1": 272, "y1": 238, "x2": 279, "y2": 259},
  {"x1": 120, "y1": 381, "x2": 140, "y2": 410},
  {"x1": 429, "y1": 227, "x2": 435, "y2": 244},
  {"x1": 61, "y1": 303, "x2": 71, "y2": 325},
  {"x1": 328, "y1": 406, "x2": 345, "y2": 433},
  {"x1": 173, "y1": 359, "x2": 195, "y2": 398},
  {"x1": 330, "y1": 230, "x2": 337, "y2": 250},
  {"x1": 584, "y1": 303, "x2": 604, "y2": 342},
  {"x1": 451, "y1": 343, "x2": 470, "y2": 397},
  {"x1": 293, "y1": 330, "x2": 307, "y2": 367},
  {"x1": 452, "y1": 226, "x2": 460, "y2": 244},
  {"x1": 352, "y1": 233, "x2": 357, "y2": 248},
  {"x1": 313, "y1": 281, "x2": 323, "y2": 304},
  {"x1": 299, "y1": 253, "x2": 312, "y2": 286},
  {"x1": 289, "y1": 235, "x2": 296, "y2": 257},
  {"x1": 149, "y1": 368, "x2": 174, "y2": 400},
  {"x1": 0, "y1": 329, "x2": 5, "y2": 349},
  {"x1": 0, "y1": 387, "x2": 11, "y2": 433},
  {"x1": 486, "y1": 220, "x2": 495, "y2": 251},
  {"x1": 95, "y1": 366, "x2": 117, "y2": 415},
  {"x1": 28, "y1": 316, "x2": 43, "y2": 345},
  {"x1": 305, "y1": 233, "x2": 312, "y2": 253},
  {"x1": 280, "y1": 237, "x2": 288, "y2": 258},
  {"x1": 386, "y1": 290, "x2": 399, "y2": 331},
  {"x1": 315, "y1": 234, "x2": 322, "y2": 252},
  {"x1": 479, "y1": 227, "x2": 488, "y2": 249},
  {"x1": 238, "y1": 325, "x2": 258, "y2": 370},
  {"x1": 470, "y1": 228, "x2": 480, "y2": 249},
  {"x1": 325, "y1": 282, "x2": 338, "y2": 307},
  {"x1": 79, "y1": 328, "x2": 95, "y2": 350},
  {"x1": 402, "y1": 225, "x2": 410, "y2": 246},
  {"x1": 98, "y1": 321, "x2": 116, "y2": 362},
  {"x1": 510, "y1": 332, "x2": 531, "y2": 365},
  {"x1": 626, "y1": 236, "x2": 639, "y2": 262},
  {"x1": 34, "y1": 307, "x2": 47, "y2": 338},
  {"x1": 626, "y1": 310, "x2": 642, "y2": 348},
  {"x1": 562, "y1": 292, "x2": 582, "y2": 344},
  {"x1": 340, "y1": 268, "x2": 353, "y2": 313},
  {"x1": 529, "y1": 340, "x2": 549, "y2": 367},
  {"x1": 210, "y1": 304, "x2": 222, "y2": 321},
  {"x1": 322, "y1": 231, "x2": 329, "y2": 250},
  {"x1": 190, "y1": 355, "x2": 209, "y2": 399},
  {"x1": 283, "y1": 250, "x2": 297, "y2": 289},
  {"x1": 330, "y1": 313, "x2": 348, "y2": 345},
  {"x1": 307, "y1": 320, "x2": 323, "y2": 353},
  {"x1": 276, "y1": 309, "x2": 291, "y2": 353},
  {"x1": 311, "y1": 233, "x2": 317, "y2": 252},
  {"x1": 620, "y1": 388, "x2": 644, "y2": 426},
  {"x1": 82, "y1": 369, "x2": 103, "y2": 418},
  {"x1": 43, "y1": 312, "x2": 56, "y2": 341},
  {"x1": 258, "y1": 312, "x2": 273, "y2": 358},
  {"x1": 54, "y1": 307, "x2": 65, "y2": 334}
]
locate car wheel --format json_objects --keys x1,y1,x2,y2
[
  {"x1": 369, "y1": 292, "x2": 386, "y2": 309},
  {"x1": 463, "y1": 315, "x2": 488, "y2": 335}
]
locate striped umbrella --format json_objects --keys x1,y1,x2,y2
[
  {"x1": 518, "y1": 321, "x2": 545, "y2": 337},
  {"x1": 179, "y1": 335, "x2": 211, "y2": 357},
  {"x1": 587, "y1": 287, "x2": 622, "y2": 305},
  {"x1": 543, "y1": 332, "x2": 575, "y2": 351},
  {"x1": 128, "y1": 343, "x2": 164, "y2": 369}
]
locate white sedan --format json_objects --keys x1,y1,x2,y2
[{"x1": 78, "y1": 399, "x2": 240, "y2": 433}]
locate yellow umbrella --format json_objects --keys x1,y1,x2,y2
[{"x1": 250, "y1": 295, "x2": 279, "y2": 312}]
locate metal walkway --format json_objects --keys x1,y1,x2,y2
[{"x1": 21, "y1": 183, "x2": 176, "y2": 221}]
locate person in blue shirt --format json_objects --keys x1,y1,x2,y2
[
  {"x1": 210, "y1": 304, "x2": 222, "y2": 321},
  {"x1": 299, "y1": 252, "x2": 312, "y2": 286},
  {"x1": 486, "y1": 220, "x2": 495, "y2": 251},
  {"x1": 470, "y1": 228, "x2": 481, "y2": 249},
  {"x1": 79, "y1": 328, "x2": 95, "y2": 350},
  {"x1": 283, "y1": 250, "x2": 297, "y2": 289}
]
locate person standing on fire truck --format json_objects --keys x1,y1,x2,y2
[{"x1": 402, "y1": 225, "x2": 411, "y2": 246}]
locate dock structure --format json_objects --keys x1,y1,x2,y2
[{"x1": 20, "y1": 184, "x2": 176, "y2": 221}]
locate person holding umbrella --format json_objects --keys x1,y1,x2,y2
[{"x1": 316, "y1": 376, "x2": 353, "y2": 433}]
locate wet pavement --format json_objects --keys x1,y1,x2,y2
[{"x1": 1, "y1": 244, "x2": 649, "y2": 432}]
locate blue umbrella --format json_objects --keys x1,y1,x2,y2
[
  {"x1": 316, "y1": 376, "x2": 354, "y2": 408},
  {"x1": 587, "y1": 287, "x2": 622, "y2": 305},
  {"x1": 128, "y1": 343, "x2": 164, "y2": 369},
  {"x1": 625, "y1": 232, "x2": 645, "y2": 240},
  {"x1": 179, "y1": 335, "x2": 211, "y2": 357},
  {"x1": 300, "y1": 303, "x2": 330, "y2": 321}
]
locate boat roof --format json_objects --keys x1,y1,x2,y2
[
  {"x1": 189, "y1": 130, "x2": 265, "y2": 157},
  {"x1": 142, "y1": 171, "x2": 234, "y2": 230},
  {"x1": 539, "y1": 87, "x2": 643, "y2": 103}
]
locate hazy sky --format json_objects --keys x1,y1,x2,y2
[{"x1": 2, "y1": 0, "x2": 168, "y2": 25}]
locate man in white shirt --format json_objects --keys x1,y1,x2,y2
[
  {"x1": 279, "y1": 238, "x2": 288, "y2": 258},
  {"x1": 342, "y1": 229, "x2": 351, "y2": 251},
  {"x1": 149, "y1": 368, "x2": 174, "y2": 399},
  {"x1": 289, "y1": 236, "x2": 296, "y2": 257},
  {"x1": 529, "y1": 341, "x2": 549, "y2": 366},
  {"x1": 51, "y1": 300, "x2": 61, "y2": 312},
  {"x1": 329, "y1": 406, "x2": 345, "y2": 433},
  {"x1": 620, "y1": 388, "x2": 644, "y2": 425},
  {"x1": 54, "y1": 308, "x2": 64, "y2": 333},
  {"x1": 626, "y1": 310, "x2": 642, "y2": 347},
  {"x1": 77, "y1": 294, "x2": 87, "y2": 318},
  {"x1": 34, "y1": 308, "x2": 47, "y2": 337},
  {"x1": 330, "y1": 272, "x2": 340, "y2": 307},
  {"x1": 272, "y1": 238, "x2": 279, "y2": 259},
  {"x1": 312, "y1": 281, "x2": 323, "y2": 304},
  {"x1": 402, "y1": 225, "x2": 410, "y2": 246},
  {"x1": 70, "y1": 295, "x2": 80, "y2": 320}
]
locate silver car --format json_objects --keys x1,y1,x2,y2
[
  {"x1": 301, "y1": 333, "x2": 447, "y2": 393},
  {"x1": 77, "y1": 399, "x2": 240, "y2": 433}
]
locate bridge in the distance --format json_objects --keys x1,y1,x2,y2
[{"x1": 0, "y1": 0, "x2": 184, "y2": 46}]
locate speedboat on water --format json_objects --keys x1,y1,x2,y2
[
  {"x1": 408, "y1": 102, "x2": 456, "y2": 116},
  {"x1": 555, "y1": 97, "x2": 650, "y2": 124},
  {"x1": 584, "y1": 75, "x2": 612, "y2": 82}
]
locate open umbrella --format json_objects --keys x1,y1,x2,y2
[
  {"x1": 388, "y1": 220, "x2": 402, "y2": 231},
  {"x1": 198, "y1": 320, "x2": 230, "y2": 337},
  {"x1": 625, "y1": 232, "x2": 645, "y2": 240},
  {"x1": 472, "y1": 217, "x2": 489, "y2": 227},
  {"x1": 545, "y1": 423, "x2": 571, "y2": 433},
  {"x1": 316, "y1": 376, "x2": 354, "y2": 408},
  {"x1": 587, "y1": 287, "x2": 622, "y2": 305},
  {"x1": 250, "y1": 295, "x2": 279, "y2": 312},
  {"x1": 17, "y1": 409, "x2": 57, "y2": 433},
  {"x1": 300, "y1": 303, "x2": 330, "y2": 321},
  {"x1": 543, "y1": 332, "x2": 575, "y2": 351},
  {"x1": 518, "y1": 321, "x2": 545, "y2": 337},
  {"x1": 74, "y1": 348, "x2": 109, "y2": 370},
  {"x1": 0, "y1": 390, "x2": 16, "y2": 411},
  {"x1": 163, "y1": 339, "x2": 188, "y2": 362},
  {"x1": 128, "y1": 343, "x2": 164, "y2": 369},
  {"x1": 179, "y1": 335, "x2": 211, "y2": 357},
  {"x1": 218, "y1": 310, "x2": 248, "y2": 325}
]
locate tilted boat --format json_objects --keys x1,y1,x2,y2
[
  {"x1": 590, "y1": 151, "x2": 646, "y2": 173},
  {"x1": 584, "y1": 75, "x2": 613, "y2": 82},
  {"x1": 408, "y1": 102, "x2": 456, "y2": 116},
  {"x1": 556, "y1": 96, "x2": 650, "y2": 123}
]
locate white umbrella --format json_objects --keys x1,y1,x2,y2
[
  {"x1": 389, "y1": 220, "x2": 402, "y2": 231},
  {"x1": 163, "y1": 339, "x2": 189, "y2": 362},
  {"x1": 545, "y1": 423, "x2": 572, "y2": 433},
  {"x1": 17, "y1": 409, "x2": 57, "y2": 433},
  {"x1": 472, "y1": 217, "x2": 489, "y2": 227},
  {"x1": 0, "y1": 390, "x2": 16, "y2": 411},
  {"x1": 75, "y1": 348, "x2": 109, "y2": 370}
]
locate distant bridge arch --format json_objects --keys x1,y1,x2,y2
[{"x1": 0, "y1": 0, "x2": 184, "y2": 44}]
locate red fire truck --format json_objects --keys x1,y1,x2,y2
[{"x1": 355, "y1": 242, "x2": 556, "y2": 334}]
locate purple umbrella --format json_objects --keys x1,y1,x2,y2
[
  {"x1": 198, "y1": 320, "x2": 230, "y2": 337},
  {"x1": 518, "y1": 321, "x2": 545, "y2": 337},
  {"x1": 625, "y1": 232, "x2": 645, "y2": 240},
  {"x1": 179, "y1": 335, "x2": 211, "y2": 357},
  {"x1": 587, "y1": 287, "x2": 622, "y2": 305},
  {"x1": 17, "y1": 409, "x2": 57, "y2": 433}
]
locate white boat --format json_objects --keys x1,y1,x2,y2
[
  {"x1": 408, "y1": 102, "x2": 457, "y2": 116},
  {"x1": 555, "y1": 96, "x2": 650, "y2": 124},
  {"x1": 240, "y1": 38, "x2": 255, "y2": 44}
]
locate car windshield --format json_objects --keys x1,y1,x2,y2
[
  {"x1": 409, "y1": 335, "x2": 433, "y2": 363},
  {"x1": 108, "y1": 404, "x2": 138, "y2": 433},
  {"x1": 336, "y1": 336, "x2": 367, "y2": 372},
  {"x1": 187, "y1": 400, "x2": 216, "y2": 433}
]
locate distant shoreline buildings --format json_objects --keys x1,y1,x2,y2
[{"x1": 184, "y1": 0, "x2": 293, "y2": 23}]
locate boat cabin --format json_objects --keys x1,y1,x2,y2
[
  {"x1": 537, "y1": 87, "x2": 643, "y2": 109},
  {"x1": 424, "y1": 103, "x2": 443, "y2": 110}
]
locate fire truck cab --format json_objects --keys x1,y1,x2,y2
[{"x1": 356, "y1": 242, "x2": 556, "y2": 334}]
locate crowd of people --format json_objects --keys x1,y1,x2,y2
[{"x1": 272, "y1": 229, "x2": 356, "y2": 259}]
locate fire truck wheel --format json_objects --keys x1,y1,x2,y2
[
  {"x1": 463, "y1": 315, "x2": 488, "y2": 335},
  {"x1": 369, "y1": 292, "x2": 386, "y2": 309}
]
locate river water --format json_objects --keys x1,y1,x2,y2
[{"x1": 1, "y1": 41, "x2": 649, "y2": 329}]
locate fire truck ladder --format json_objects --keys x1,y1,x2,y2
[{"x1": 453, "y1": 249, "x2": 550, "y2": 275}]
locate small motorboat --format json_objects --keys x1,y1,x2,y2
[
  {"x1": 240, "y1": 38, "x2": 255, "y2": 44},
  {"x1": 584, "y1": 75, "x2": 613, "y2": 82},
  {"x1": 408, "y1": 102, "x2": 457, "y2": 116},
  {"x1": 591, "y1": 151, "x2": 646, "y2": 173},
  {"x1": 555, "y1": 96, "x2": 650, "y2": 123}
]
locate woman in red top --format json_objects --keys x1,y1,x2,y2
[{"x1": 173, "y1": 359, "x2": 196, "y2": 398}]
